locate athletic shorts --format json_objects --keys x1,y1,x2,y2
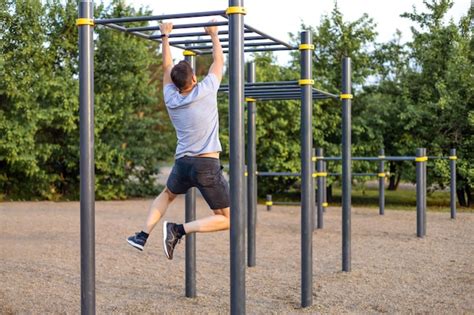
[{"x1": 166, "y1": 156, "x2": 230, "y2": 210}]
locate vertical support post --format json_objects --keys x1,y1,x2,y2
[
  {"x1": 266, "y1": 194, "x2": 272, "y2": 211},
  {"x1": 246, "y1": 62, "x2": 257, "y2": 267},
  {"x1": 341, "y1": 57, "x2": 352, "y2": 272},
  {"x1": 322, "y1": 161, "x2": 327, "y2": 211},
  {"x1": 416, "y1": 148, "x2": 424, "y2": 238},
  {"x1": 228, "y1": 1, "x2": 246, "y2": 313},
  {"x1": 78, "y1": 1, "x2": 95, "y2": 314},
  {"x1": 378, "y1": 149, "x2": 385, "y2": 215},
  {"x1": 300, "y1": 30, "x2": 313, "y2": 308},
  {"x1": 422, "y1": 148, "x2": 427, "y2": 236},
  {"x1": 316, "y1": 148, "x2": 324, "y2": 229},
  {"x1": 184, "y1": 50, "x2": 197, "y2": 298},
  {"x1": 450, "y1": 149, "x2": 457, "y2": 219}
]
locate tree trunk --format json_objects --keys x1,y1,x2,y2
[
  {"x1": 388, "y1": 162, "x2": 402, "y2": 191},
  {"x1": 327, "y1": 185, "x2": 333, "y2": 202},
  {"x1": 457, "y1": 187, "x2": 467, "y2": 207}
]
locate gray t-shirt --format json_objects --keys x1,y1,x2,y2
[{"x1": 164, "y1": 73, "x2": 222, "y2": 159}]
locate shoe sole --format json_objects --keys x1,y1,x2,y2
[
  {"x1": 163, "y1": 221, "x2": 172, "y2": 259},
  {"x1": 127, "y1": 239, "x2": 144, "y2": 251}
]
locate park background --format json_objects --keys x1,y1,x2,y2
[{"x1": 0, "y1": 0, "x2": 473, "y2": 209}]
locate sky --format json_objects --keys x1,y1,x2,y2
[{"x1": 118, "y1": 0, "x2": 471, "y2": 64}]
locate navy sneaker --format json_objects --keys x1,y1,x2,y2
[
  {"x1": 127, "y1": 232, "x2": 148, "y2": 251},
  {"x1": 163, "y1": 221, "x2": 181, "y2": 260}
]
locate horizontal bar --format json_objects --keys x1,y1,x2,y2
[
  {"x1": 243, "y1": 23, "x2": 294, "y2": 49},
  {"x1": 201, "y1": 47, "x2": 297, "y2": 54},
  {"x1": 181, "y1": 41, "x2": 283, "y2": 50},
  {"x1": 273, "y1": 201, "x2": 301, "y2": 205},
  {"x1": 249, "y1": 96, "x2": 333, "y2": 101},
  {"x1": 95, "y1": 10, "x2": 227, "y2": 25},
  {"x1": 322, "y1": 156, "x2": 417, "y2": 161},
  {"x1": 149, "y1": 29, "x2": 253, "y2": 39},
  {"x1": 258, "y1": 172, "x2": 300, "y2": 177},
  {"x1": 219, "y1": 86, "x2": 301, "y2": 92},
  {"x1": 221, "y1": 81, "x2": 299, "y2": 87},
  {"x1": 103, "y1": 23, "x2": 151, "y2": 40},
  {"x1": 328, "y1": 173, "x2": 378, "y2": 177},
  {"x1": 170, "y1": 35, "x2": 264, "y2": 45},
  {"x1": 126, "y1": 21, "x2": 228, "y2": 33}
]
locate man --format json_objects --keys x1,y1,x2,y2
[{"x1": 127, "y1": 21, "x2": 230, "y2": 260}]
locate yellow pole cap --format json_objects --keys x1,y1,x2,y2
[
  {"x1": 299, "y1": 44, "x2": 315, "y2": 50},
  {"x1": 183, "y1": 50, "x2": 196, "y2": 56},
  {"x1": 245, "y1": 97, "x2": 256, "y2": 102},
  {"x1": 226, "y1": 6, "x2": 247, "y2": 15},
  {"x1": 415, "y1": 156, "x2": 428, "y2": 162},
  {"x1": 340, "y1": 94, "x2": 353, "y2": 99},
  {"x1": 76, "y1": 18, "x2": 94, "y2": 27},
  {"x1": 449, "y1": 156, "x2": 457, "y2": 160},
  {"x1": 298, "y1": 79, "x2": 314, "y2": 85}
]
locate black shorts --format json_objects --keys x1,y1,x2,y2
[{"x1": 166, "y1": 156, "x2": 230, "y2": 210}]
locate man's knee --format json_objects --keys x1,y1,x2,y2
[
  {"x1": 163, "y1": 187, "x2": 177, "y2": 201},
  {"x1": 214, "y1": 207, "x2": 230, "y2": 229}
]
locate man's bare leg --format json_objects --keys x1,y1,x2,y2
[
  {"x1": 183, "y1": 207, "x2": 230, "y2": 233},
  {"x1": 143, "y1": 187, "x2": 177, "y2": 234}
]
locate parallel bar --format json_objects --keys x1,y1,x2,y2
[
  {"x1": 102, "y1": 23, "x2": 151, "y2": 40},
  {"x1": 185, "y1": 51, "x2": 197, "y2": 298},
  {"x1": 300, "y1": 30, "x2": 313, "y2": 308},
  {"x1": 379, "y1": 149, "x2": 385, "y2": 215},
  {"x1": 229, "y1": 0, "x2": 246, "y2": 313},
  {"x1": 246, "y1": 62, "x2": 257, "y2": 268},
  {"x1": 416, "y1": 148, "x2": 424, "y2": 238},
  {"x1": 95, "y1": 10, "x2": 227, "y2": 25},
  {"x1": 316, "y1": 148, "x2": 324, "y2": 229},
  {"x1": 79, "y1": 0, "x2": 95, "y2": 314},
  {"x1": 243, "y1": 23, "x2": 294, "y2": 49},
  {"x1": 126, "y1": 21, "x2": 228, "y2": 33},
  {"x1": 321, "y1": 156, "x2": 417, "y2": 161},
  {"x1": 257, "y1": 172, "x2": 300, "y2": 176},
  {"x1": 189, "y1": 41, "x2": 283, "y2": 50},
  {"x1": 341, "y1": 57, "x2": 352, "y2": 272},
  {"x1": 450, "y1": 148, "x2": 456, "y2": 219},
  {"x1": 220, "y1": 86, "x2": 301, "y2": 91},
  {"x1": 170, "y1": 35, "x2": 264, "y2": 45},
  {"x1": 149, "y1": 29, "x2": 253, "y2": 39}
]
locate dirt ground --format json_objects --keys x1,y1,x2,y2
[{"x1": 1, "y1": 197, "x2": 473, "y2": 314}]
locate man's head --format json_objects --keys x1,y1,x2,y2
[{"x1": 171, "y1": 60, "x2": 197, "y2": 92}]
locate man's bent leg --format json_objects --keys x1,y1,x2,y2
[
  {"x1": 144, "y1": 186, "x2": 177, "y2": 234},
  {"x1": 183, "y1": 207, "x2": 230, "y2": 234}
]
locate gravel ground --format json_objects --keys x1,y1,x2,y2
[{"x1": 1, "y1": 198, "x2": 473, "y2": 314}]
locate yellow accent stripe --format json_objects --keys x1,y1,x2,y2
[
  {"x1": 76, "y1": 18, "x2": 94, "y2": 26},
  {"x1": 311, "y1": 157, "x2": 316, "y2": 162},
  {"x1": 244, "y1": 172, "x2": 248, "y2": 177},
  {"x1": 226, "y1": 6, "x2": 247, "y2": 15},
  {"x1": 312, "y1": 173, "x2": 317, "y2": 178},
  {"x1": 378, "y1": 155, "x2": 385, "y2": 159},
  {"x1": 298, "y1": 79, "x2": 314, "y2": 85},
  {"x1": 322, "y1": 202, "x2": 329, "y2": 207},
  {"x1": 314, "y1": 172, "x2": 327, "y2": 177},
  {"x1": 245, "y1": 97, "x2": 256, "y2": 102},
  {"x1": 449, "y1": 156, "x2": 457, "y2": 160},
  {"x1": 265, "y1": 201, "x2": 273, "y2": 206},
  {"x1": 340, "y1": 94, "x2": 353, "y2": 99},
  {"x1": 378, "y1": 173, "x2": 386, "y2": 178},
  {"x1": 415, "y1": 156, "x2": 428, "y2": 162},
  {"x1": 299, "y1": 44, "x2": 314, "y2": 50},
  {"x1": 183, "y1": 50, "x2": 196, "y2": 56}
]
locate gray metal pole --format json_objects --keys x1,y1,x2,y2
[
  {"x1": 184, "y1": 50, "x2": 197, "y2": 298},
  {"x1": 322, "y1": 161, "x2": 327, "y2": 211},
  {"x1": 246, "y1": 62, "x2": 257, "y2": 267},
  {"x1": 316, "y1": 148, "x2": 324, "y2": 229},
  {"x1": 300, "y1": 30, "x2": 313, "y2": 308},
  {"x1": 266, "y1": 194, "x2": 272, "y2": 211},
  {"x1": 341, "y1": 57, "x2": 352, "y2": 272},
  {"x1": 378, "y1": 149, "x2": 385, "y2": 215},
  {"x1": 416, "y1": 148, "x2": 424, "y2": 238},
  {"x1": 185, "y1": 188, "x2": 196, "y2": 297},
  {"x1": 228, "y1": 1, "x2": 246, "y2": 313},
  {"x1": 422, "y1": 148, "x2": 427, "y2": 237},
  {"x1": 450, "y1": 149, "x2": 457, "y2": 219},
  {"x1": 78, "y1": 1, "x2": 95, "y2": 314}
]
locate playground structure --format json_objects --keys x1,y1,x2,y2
[
  {"x1": 76, "y1": 1, "x2": 459, "y2": 314},
  {"x1": 263, "y1": 148, "x2": 458, "y2": 236},
  {"x1": 78, "y1": 1, "x2": 335, "y2": 313}
]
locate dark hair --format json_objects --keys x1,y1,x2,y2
[{"x1": 171, "y1": 60, "x2": 194, "y2": 91}]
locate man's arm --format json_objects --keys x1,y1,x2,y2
[
  {"x1": 160, "y1": 22, "x2": 173, "y2": 86},
  {"x1": 204, "y1": 20, "x2": 224, "y2": 82}
]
